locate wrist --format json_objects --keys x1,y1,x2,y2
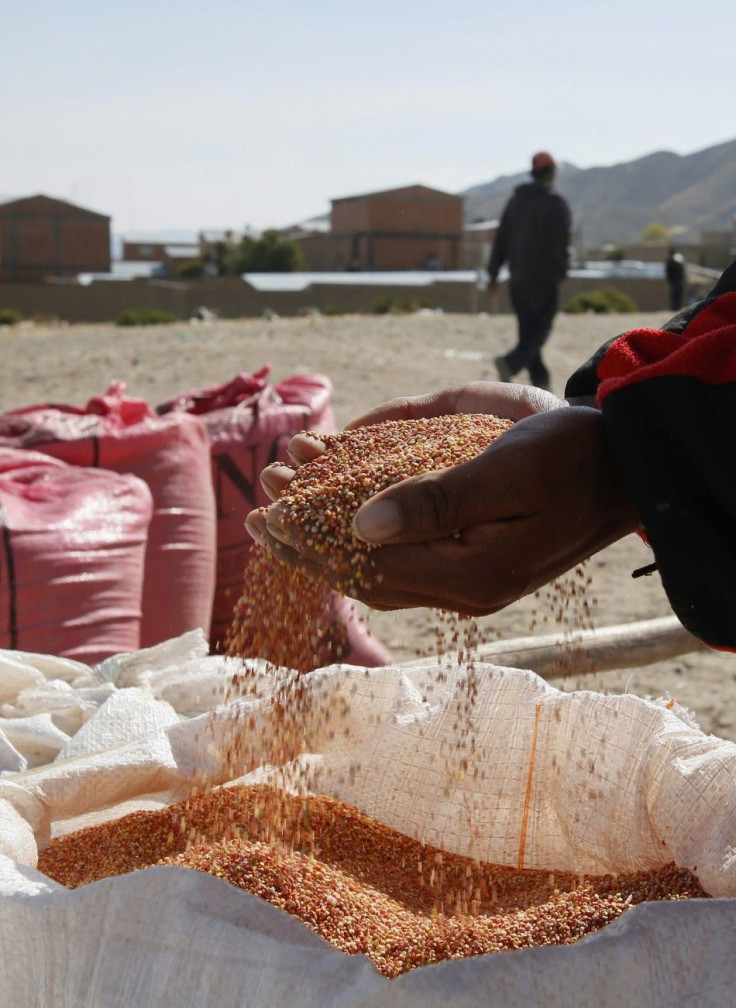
[{"x1": 587, "y1": 408, "x2": 643, "y2": 537}]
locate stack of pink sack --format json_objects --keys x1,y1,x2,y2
[
  {"x1": 0, "y1": 448, "x2": 152, "y2": 665},
  {"x1": 0, "y1": 383, "x2": 216, "y2": 650},
  {"x1": 0, "y1": 371, "x2": 389, "y2": 669}
]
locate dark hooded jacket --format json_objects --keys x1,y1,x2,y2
[
  {"x1": 566, "y1": 259, "x2": 736, "y2": 652},
  {"x1": 488, "y1": 180, "x2": 571, "y2": 286}
]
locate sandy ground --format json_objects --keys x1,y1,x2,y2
[{"x1": 2, "y1": 309, "x2": 734, "y2": 740}]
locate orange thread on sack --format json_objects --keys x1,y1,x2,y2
[{"x1": 517, "y1": 701, "x2": 542, "y2": 869}]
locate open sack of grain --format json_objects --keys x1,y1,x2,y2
[{"x1": 0, "y1": 633, "x2": 734, "y2": 1007}]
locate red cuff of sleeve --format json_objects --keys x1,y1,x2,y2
[{"x1": 596, "y1": 291, "x2": 736, "y2": 405}]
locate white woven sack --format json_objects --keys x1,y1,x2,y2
[{"x1": 0, "y1": 653, "x2": 735, "y2": 1006}]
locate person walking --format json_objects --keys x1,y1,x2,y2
[
  {"x1": 487, "y1": 151, "x2": 571, "y2": 389},
  {"x1": 665, "y1": 247, "x2": 686, "y2": 311}
]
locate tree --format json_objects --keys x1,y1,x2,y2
[
  {"x1": 241, "y1": 230, "x2": 306, "y2": 272},
  {"x1": 604, "y1": 245, "x2": 626, "y2": 262},
  {"x1": 641, "y1": 221, "x2": 670, "y2": 242},
  {"x1": 206, "y1": 233, "x2": 242, "y2": 276},
  {"x1": 205, "y1": 230, "x2": 306, "y2": 274},
  {"x1": 178, "y1": 258, "x2": 206, "y2": 279}
]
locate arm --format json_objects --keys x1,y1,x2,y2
[
  {"x1": 487, "y1": 201, "x2": 512, "y2": 286},
  {"x1": 567, "y1": 259, "x2": 736, "y2": 649},
  {"x1": 247, "y1": 267, "x2": 736, "y2": 643},
  {"x1": 554, "y1": 195, "x2": 572, "y2": 277}
]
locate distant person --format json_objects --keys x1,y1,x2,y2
[
  {"x1": 665, "y1": 247, "x2": 686, "y2": 311},
  {"x1": 487, "y1": 151, "x2": 572, "y2": 390}
]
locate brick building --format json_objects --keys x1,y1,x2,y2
[
  {"x1": 0, "y1": 195, "x2": 111, "y2": 280},
  {"x1": 295, "y1": 184, "x2": 464, "y2": 271},
  {"x1": 121, "y1": 235, "x2": 201, "y2": 276},
  {"x1": 463, "y1": 219, "x2": 499, "y2": 270},
  {"x1": 333, "y1": 184, "x2": 463, "y2": 270},
  {"x1": 122, "y1": 236, "x2": 200, "y2": 263},
  {"x1": 122, "y1": 237, "x2": 170, "y2": 262}
]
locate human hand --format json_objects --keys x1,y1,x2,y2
[
  {"x1": 248, "y1": 405, "x2": 639, "y2": 614},
  {"x1": 246, "y1": 386, "x2": 639, "y2": 615},
  {"x1": 257, "y1": 382, "x2": 564, "y2": 500}
]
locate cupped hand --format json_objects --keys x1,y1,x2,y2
[
  {"x1": 247, "y1": 404, "x2": 640, "y2": 615},
  {"x1": 257, "y1": 381, "x2": 565, "y2": 503},
  {"x1": 345, "y1": 381, "x2": 565, "y2": 430}
]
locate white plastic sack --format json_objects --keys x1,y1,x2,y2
[
  {"x1": 0, "y1": 648, "x2": 734, "y2": 1006},
  {"x1": 1, "y1": 859, "x2": 734, "y2": 1008},
  {"x1": 0, "y1": 637, "x2": 208, "y2": 774},
  {"x1": 3, "y1": 659, "x2": 735, "y2": 890}
]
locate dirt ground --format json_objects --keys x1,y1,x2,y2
[{"x1": 2, "y1": 308, "x2": 734, "y2": 741}]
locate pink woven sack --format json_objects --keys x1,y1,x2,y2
[
  {"x1": 0, "y1": 448, "x2": 153, "y2": 665},
  {"x1": 0, "y1": 383, "x2": 216, "y2": 648},
  {"x1": 159, "y1": 367, "x2": 391, "y2": 666}
]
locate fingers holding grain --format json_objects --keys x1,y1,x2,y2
[
  {"x1": 286, "y1": 431, "x2": 327, "y2": 467},
  {"x1": 259, "y1": 463, "x2": 296, "y2": 502}
]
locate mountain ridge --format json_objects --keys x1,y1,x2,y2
[{"x1": 461, "y1": 138, "x2": 736, "y2": 247}]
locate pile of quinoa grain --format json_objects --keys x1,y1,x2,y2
[
  {"x1": 38, "y1": 784, "x2": 707, "y2": 979},
  {"x1": 225, "y1": 413, "x2": 513, "y2": 674}
]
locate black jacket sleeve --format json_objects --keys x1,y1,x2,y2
[
  {"x1": 565, "y1": 260, "x2": 736, "y2": 651},
  {"x1": 487, "y1": 201, "x2": 512, "y2": 282},
  {"x1": 548, "y1": 194, "x2": 572, "y2": 283}
]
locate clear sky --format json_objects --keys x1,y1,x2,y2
[{"x1": 3, "y1": 0, "x2": 734, "y2": 236}]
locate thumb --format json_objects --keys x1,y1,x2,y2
[{"x1": 352, "y1": 450, "x2": 506, "y2": 545}]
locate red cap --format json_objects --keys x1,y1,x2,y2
[{"x1": 532, "y1": 151, "x2": 556, "y2": 172}]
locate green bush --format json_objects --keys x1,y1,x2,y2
[
  {"x1": 562, "y1": 287, "x2": 637, "y2": 314},
  {"x1": 599, "y1": 287, "x2": 638, "y2": 312},
  {"x1": 205, "y1": 229, "x2": 306, "y2": 275},
  {"x1": 31, "y1": 313, "x2": 61, "y2": 326},
  {"x1": 373, "y1": 295, "x2": 433, "y2": 315},
  {"x1": 241, "y1": 230, "x2": 306, "y2": 273},
  {"x1": 604, "y1": 246, "x2": 626, "y2": 262},
  {"x1": 115, "y1": 307, "x2": 178, "y2": 327},
  {"x1": 562, "y1": 291, "x2": 609, "y2": 314},
  {"x1": 0, "y1": 307, "x2": 23, "y2": 326},
  {"x1": 373, "y1": 295, "x2": 395, "y2": 315},
  {"x1": 177, "y1": 258, "x2": 206, "y2": 279}
]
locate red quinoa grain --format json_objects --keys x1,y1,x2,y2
[{"x1": 38, "y1": 785, "x2": 707, "y2": 979}]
